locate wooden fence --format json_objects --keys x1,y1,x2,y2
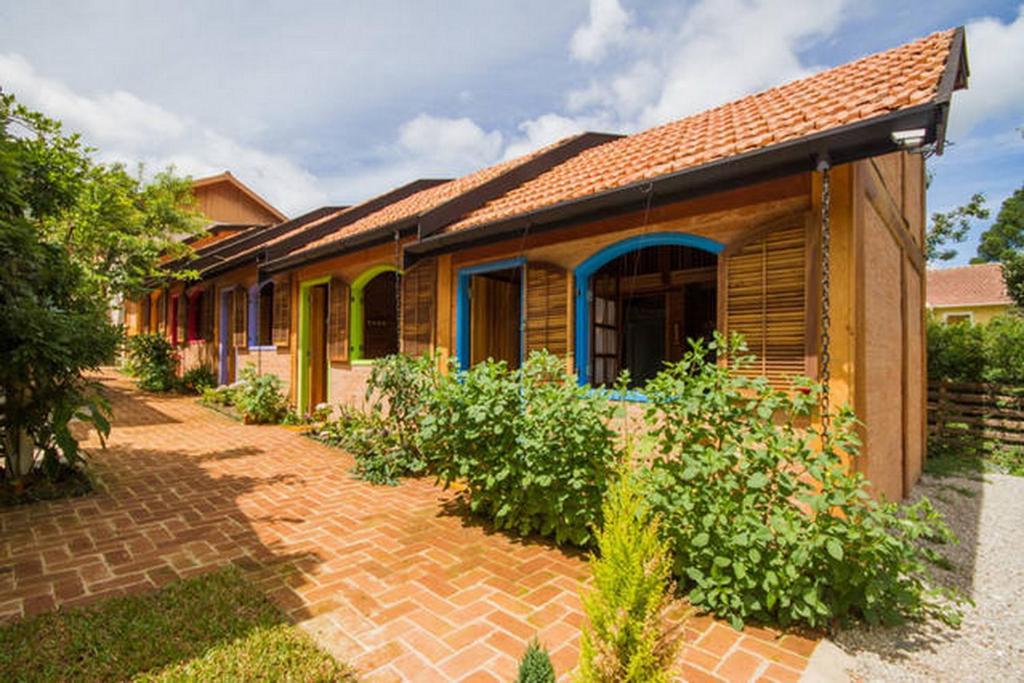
[{"x1": 928, "y1": 380, "x2": 1024, "y2": 449}]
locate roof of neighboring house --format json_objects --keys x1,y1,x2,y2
[
  {"x1": 192, "y1": 171, "x2": 287, "y2": 223},
  {"x1": 927, "y1": 263, "x2": 1013, "y2": 307},
  {"x1": 406, "y1": 27, "x2": 966, "y2": 253}
]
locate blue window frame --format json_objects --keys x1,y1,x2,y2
[
  {"x1": 455, "y1": 257, "x2": 526, "y2": 370},
  {"x1": 572, "y1": 232, "x2": 725, "y2": 386}
]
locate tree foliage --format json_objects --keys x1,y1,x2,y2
[
  {"x1": 974, "y1": 184, "x2": 1024, "y2": 263},
  {"x1": 1004, "y1": 251, "x2": 1024, "y2": 310},
  {"x1": 925, "y1": 192, "x2": 988, "y2": 262},
  {"x1": 1, "y1": 92, "x2": 203, "y2": 298}
]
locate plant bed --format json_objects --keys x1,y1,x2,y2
[
  {"x1": 0, "y1": 464, "x2": 93, "y2": 508},
  {"x1": 0, "y1": 566, "x2": 355, "y2": 682}
]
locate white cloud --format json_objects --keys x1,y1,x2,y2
[
  {"x1": 0, "y1": 53, "x2": 326, "y2": 215},
  {"x1": 570, "y1": 0, "x2": 636, "y2": 63},
  {"x1": 562, "y1": 0, "x2": 845, "y2": 130},
  {"x1": 397, "y1": 114, "x2": 503, "y2": 168},
  {"x1": 945, "y1": 6, "x2": 1024, "y2": 140}
]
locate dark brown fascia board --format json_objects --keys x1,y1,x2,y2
[
  {"x1": 932, "y1": 26, "x2": 968, "y2": 155},
  {"x1": 417, "y1": 132, "x2": 622, "y2": 238},
  {"x1": 407, "y1": 98, "x2": 955, "y2": 261},
  {"x1": 260, "y1": 179, "x2": 449, "y2": 265},
  {"x1": 261, "y1": 222, "x2": 412, "y2": 275},
  {"x1": 188, "y1": 206, "x2": 344, "y2": 274},
  {"x1": 162, "y1": 223, "x2": 267, "y2": 273}
]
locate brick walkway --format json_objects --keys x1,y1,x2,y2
[{"x1": 0, "y1": 372, "x2": 818, "y2": 681}]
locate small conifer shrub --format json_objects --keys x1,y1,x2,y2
[
  {"x1": 516, "y1": 638, "x2": 556, "y2": 683},
  {"x1": 576, "y1": 468, "x2": 683, "y2": 683}
]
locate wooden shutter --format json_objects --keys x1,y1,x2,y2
[
  {"x1": 401, "y1": 258, "x2": 436, "y2": 357},
  {"x1": 272, "y1": 275, "x2": 291, "y2": 347},
  {"x1": 232, "y1": 288, "x2": 248, "y2": 349},
  {"x1": 157, "y1": 291, "x2": 167, "y2": 335},
  {"x1": 140, "y1": 297, "x2": 151, "y2": 332},
  {"x1": 202, "y1": 289, "x2": 215, "y2": 342},
  {"x1": 525, "y1": 262, "x2": 569, "y2": 358},
  {"x1": 724, "y1": 220, "x2": 807, "y2": 385},
  {"x1": 328, "y1": 276, "x2": 350, "y2": 362},
  {"x1": 176, "y1": 295, "x2": 187, "y2": 344}
]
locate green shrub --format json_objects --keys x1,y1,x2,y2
[
  {"x1": 234, "y1": 365, "x2": 288, "y2": 424},
  {"x1": 312, "y1": 354, "x2": 437, "y2": 485},
  {"x1": 926, "y1": 315, "x2": 985, "y2": 383},
  {"x1": 577, "y1": 467, "x2": 682, "y2": 683},
  {"x1": 982, "y1": 314, "x2": 1024, "y2": 384},
  {"x1": 179, "y1": 364, "x2": 216, "y2": 394},
  {"x1": 201, "y1": 385, "x2": 236, "y2": 408},
  {"x1": 516, "y1": 638, "x2": 556, "y2": 683},
  {"x1": 420, "y1": 351, "x2": 620, "y2": 546},
  {"x1": 124, "y1": 333, "x2": 179, "y2": 392},
  {"x1": 927, "y1": 312, "x2": 1024, "y2": 384},
  {"x1": 642, "y1": 334, "x2": 963, "y2": 629}
]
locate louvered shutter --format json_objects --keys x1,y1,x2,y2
[
  {"x1": 157, "y1": 291, "x2": 167, "y2": 335},
  {"x1": 401, "y1": 258, "x2": 436, "y2": 357},
  {"x1": 725, "y1": 221, "x2": 807, "y2": 385},
  {"x1": 272, "y1": 275, "x2": 291, "y2": 347},
  {"x1": 140, "y1": 297, "x2": 151, "y2": 332},
  {"x1": 328, "y1": 276, "x2": 350, "y2": 362},
  {"x1": 232, "y1": 288, "x2": 248, "y2": 349},
  {"x1": 176, "y1": 295, "x2": 187, "y2": 344},
  {"x1": 202, "y1": 289, "x2": 215, "y2": 342},
  {"x1": 525, "y1": 262, "x2": 569, "y2": 358}
]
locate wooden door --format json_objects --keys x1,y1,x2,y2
[{"x1": 309, "y1": 284, "x2": 329, "y2": 407}]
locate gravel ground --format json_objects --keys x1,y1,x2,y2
[{"x1": 834, "y1": 471, "x2": 1024, "y2": 682}]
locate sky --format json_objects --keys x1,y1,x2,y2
[{"x1": 0, "y1": 0, "x2": 1021, "y2": 265}]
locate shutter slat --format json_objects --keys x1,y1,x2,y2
[
  {"x1": 176, "y1": 295, "x2": 186, "y2": 345},
  {"x1": 328, "y1": 276, "x2": 350, "y2": 362},
  {"x1": 272, "y1": 275, "x2": 291, "y2": 347},
  {"x1": 401, "y1": 258, "x2": 436, "y2": 357},
  {"x1": 203, "y1": 289, "x2": 215, "y2": 342},
  {"x1": 726, "y1": 221, "x2": 807, "y2": 386},
  {"x1": 525, "y1": 262, "x2": 569, "y2": 358}
]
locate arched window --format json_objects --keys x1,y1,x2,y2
[
  {"x1": 574, "y1": 233, "x2": 724, "y2": 388},
  {"x1": 351, "y1": 265, "x2": 401, "y2": 361}
]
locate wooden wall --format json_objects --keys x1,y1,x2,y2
[
  {"x1": 851, "y1": 151, "x2": 927, "y2": 499},
  {"x1": 194, "y1": 181, "x2": 281, "y2": 225}
]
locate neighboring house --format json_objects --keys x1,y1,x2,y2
[
  {"x1": 138, "y1": 27, "x2": 968, "y2": 501},
  {"x1": 927, "y1": 262, "x2": 1013, "y2": 324}
]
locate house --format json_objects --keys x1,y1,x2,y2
[
  {"x1": 927, "y1": 262, "x2": 1014, "y2": 324},
  {"x1": 123, "y1": 172, "x2": 288, "y2": 338},
  {"x1": 138, "y1": 27, "x2": 968, "y2": 501}
]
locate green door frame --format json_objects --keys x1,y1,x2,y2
[
  {"x1": 297, "y1": 275, "x2": 332, "y2": 414},
  {"x1": 350, "y1": 264, "x2": 402, "y2": 364}
]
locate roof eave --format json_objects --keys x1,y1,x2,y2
[{"x1": 407, "y1": 101, "x2": 951, "y2": 259}]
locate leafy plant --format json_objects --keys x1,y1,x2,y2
[
  {"x1": 420, "y1": 351, "x2": 620, "y2": 546},
  {"x1": 516, "y1": 638, "x2": 556, "y2": 683},
  {"x1": 577, "y1": 467, "x2": 682, "y2": 683},
  {"x1": 642, "y1": 334, "x2": 963, "y2": 629},
  {"x1": 312, "y1": 354, "x2": 437, "y2": 485},
  {"x1": 927, "y1": 312, "x2": 1024, "y2": 385},
  {"x1": 124, "y1": 333, "x2": 179, "y2": 392},
  {"x1": 201, "y1": 385, "x2": 237, "y2": 408},
  {"x1": 179, "y1": 364, "x2": 216, "y2": 395},
  {"x1": 234, "y1": 365, "x2": 288, "y2": 424}
]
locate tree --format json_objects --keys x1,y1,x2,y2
[
  {"x1": 1, "y1": 93, "x2": 204, "y2": 299},
  {"x1": 0, "y1": 121, "x2": 119, "y2": 479},
  {"x1": 974, "y1": 185, "x2": 1024, "y2": 263},
  {"x1": 1004, "y1": 252, "x2": 1024, "y2": 310},
  {"x1": 925, "y1": 192, "x2": 989, "y2": 262}
]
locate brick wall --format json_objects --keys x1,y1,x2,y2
[
  {"x1": 236, "y1": 347, "x2": 293, "y2": 397},
  {"x1": 328, "y1": 364, "x2": 374, "y2": 410}
]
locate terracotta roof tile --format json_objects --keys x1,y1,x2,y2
[
  {"x1": 927, "y1": 263, "x2": 1012, "y2": 307},
  {"x1": 442, "y1": 29, "x2": 957, "y2": 234},
  {"x1": 288, "y1": 136, "x2": 583, "y2": 258}
]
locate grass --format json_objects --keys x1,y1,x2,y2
[
  {"x1": 924, "y1": 436, "x2": 1024, "y2": 479},
  {"x1": 0, "y1": 566, "x2": 356, "y2": 682}
]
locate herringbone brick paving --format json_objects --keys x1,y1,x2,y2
[{"x1": 0, "y1": 371, "x2": 817, "y2": 681}]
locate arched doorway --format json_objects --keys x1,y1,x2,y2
[
  {"x1": 573, "y1": 233, "x2": 724, "y2": 388},
  {"x1": 351, "y1": 265, "x2": 401, "y2": 361}
]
